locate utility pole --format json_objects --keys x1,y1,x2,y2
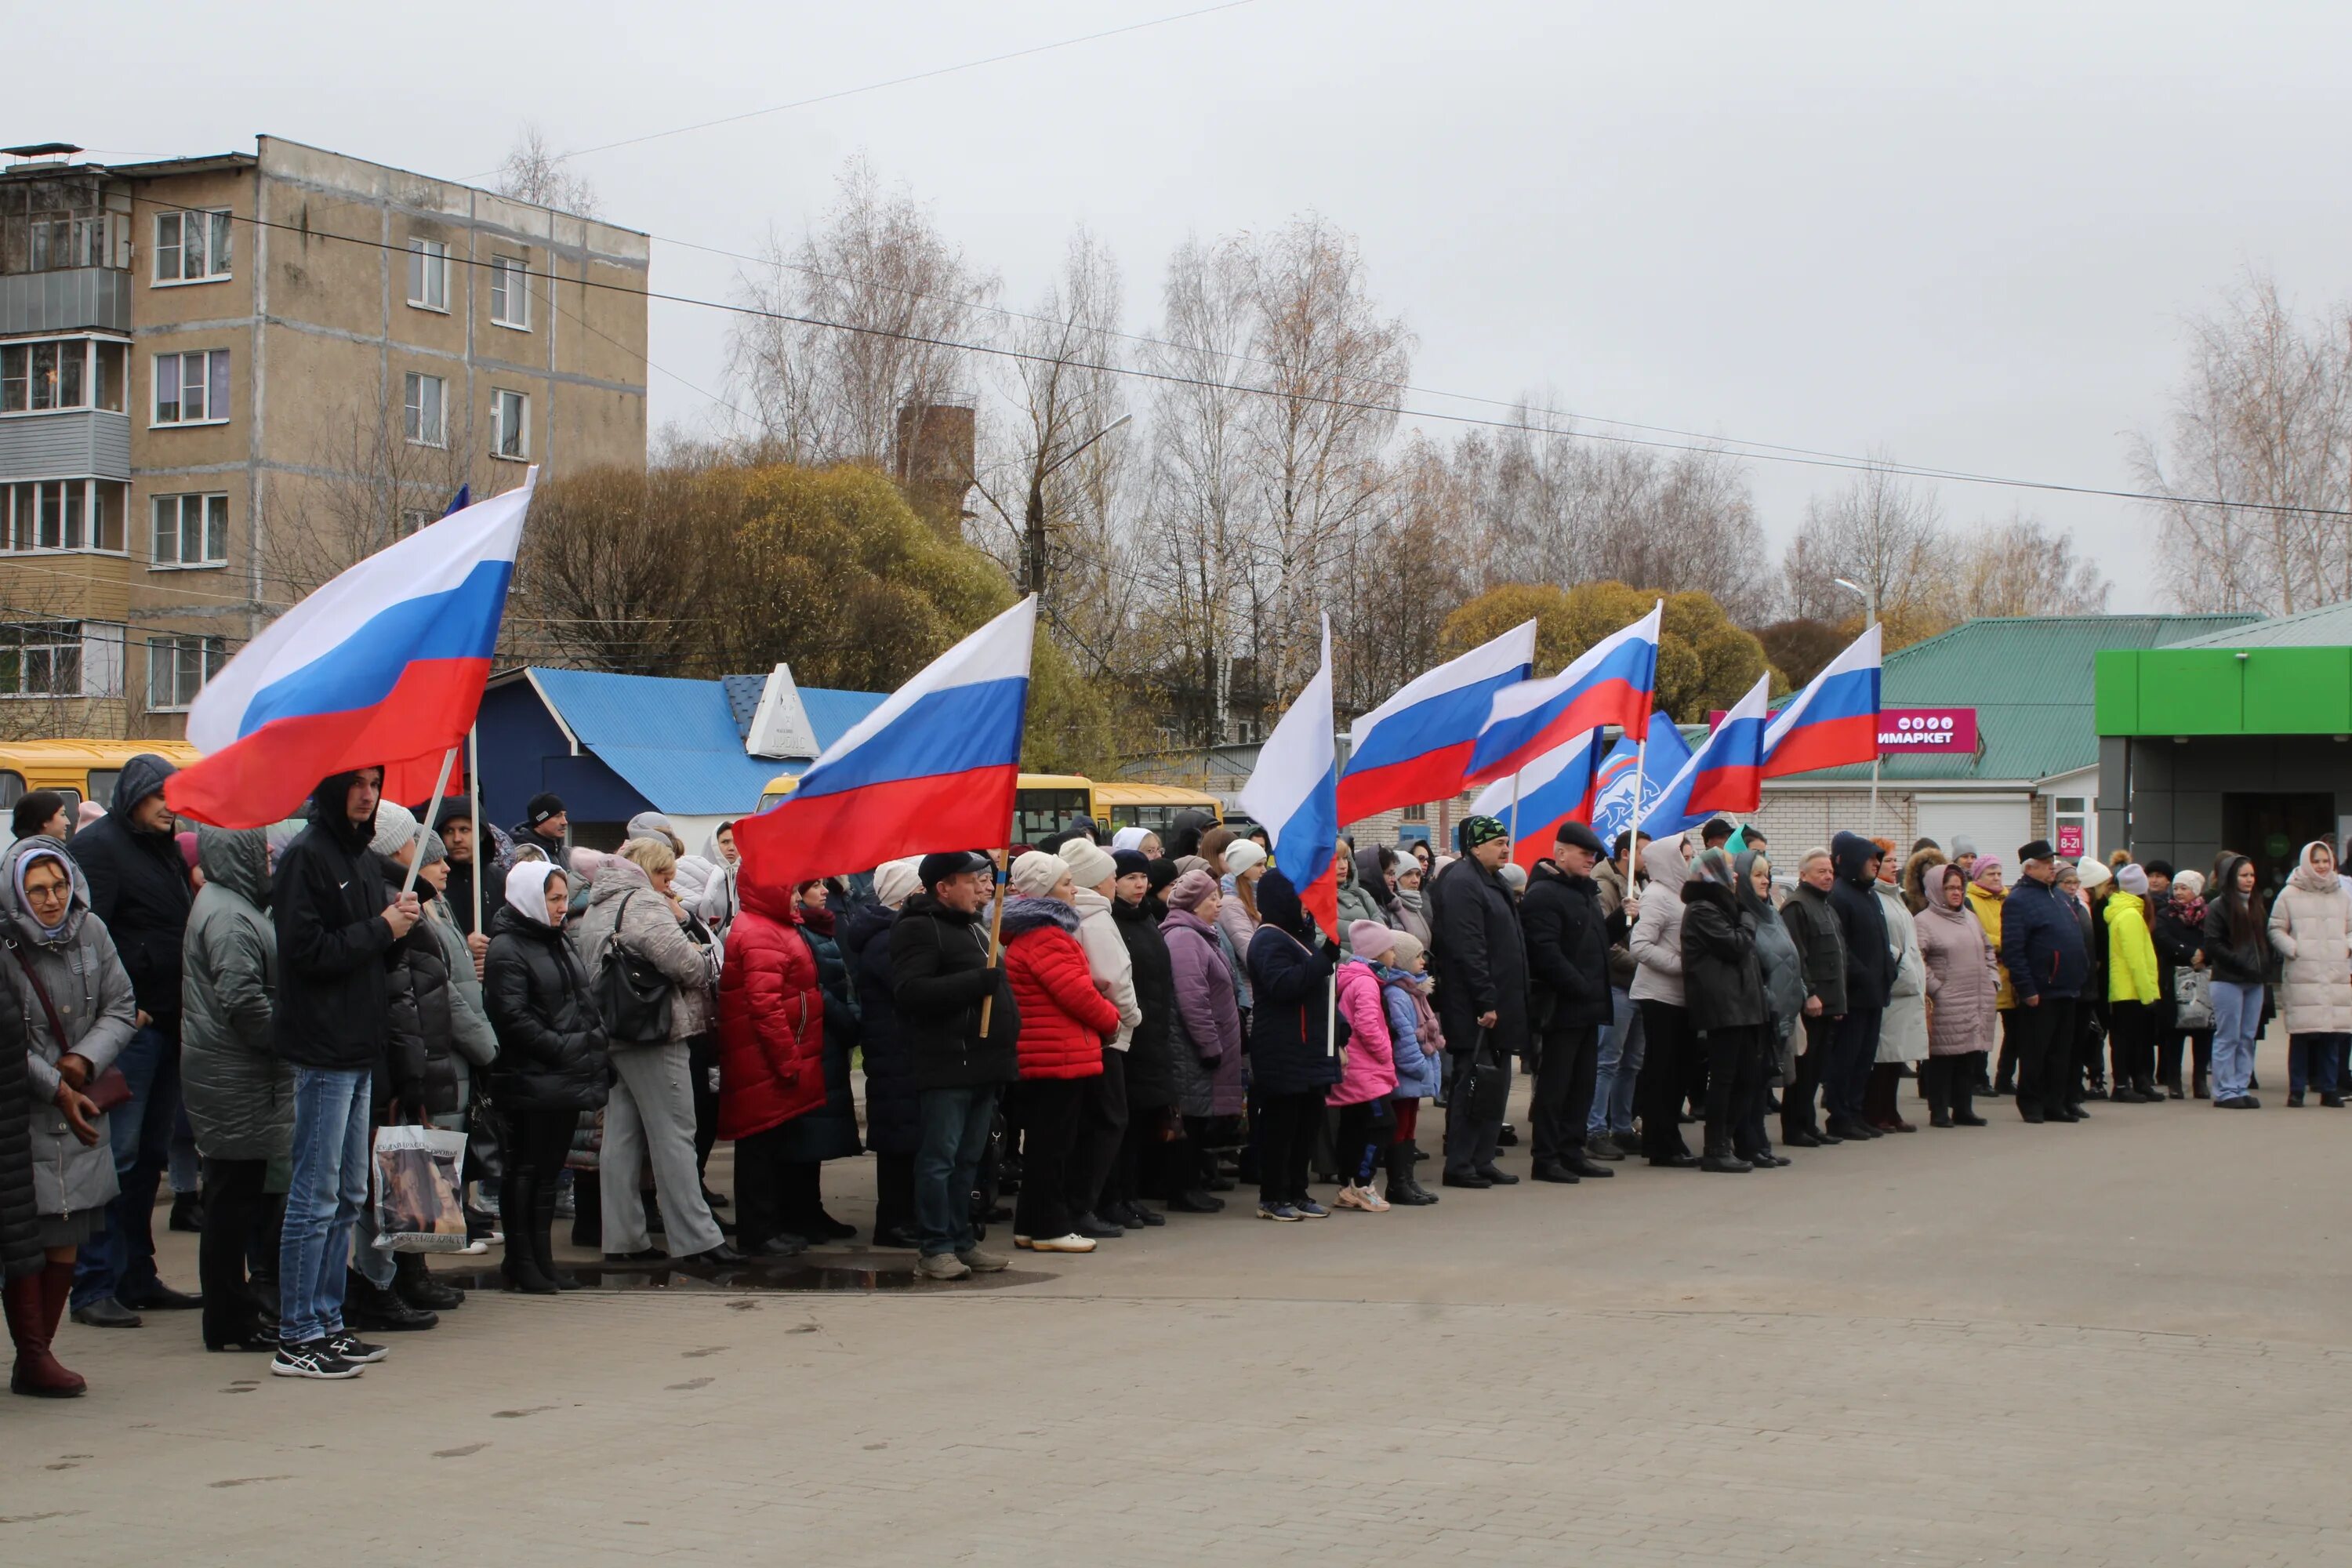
[{"x1": 1022, "y1": 413, "x2": 1131, "y2": 604}]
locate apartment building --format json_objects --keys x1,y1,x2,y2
[{"x1": 0, "y1": 135, "x2": 648, "y2": 738}]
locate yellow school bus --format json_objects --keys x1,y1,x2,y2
[
  {"x1": 755, "y1": 771, "x2": 1221, "y2": 848},
  {"x1": 0, "y1": 739, "x2": 205, "y2": 820}
]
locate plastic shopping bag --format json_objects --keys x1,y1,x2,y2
[{"x1": 371, "y1": 1124, "x2": 471, "y2": 1253}]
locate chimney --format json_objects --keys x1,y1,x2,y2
[
  {"x1": 745, "y1": 663, "x2": 819, "y2": 760},
  {"x1": 892, "y1": 398, "x2": 977, "y2": 539}
]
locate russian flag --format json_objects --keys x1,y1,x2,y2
[
  {"x1": 165, "y1": 474, "x2": 535, "y2": 829},
  {"x1": 1240, "y1": 615, "x2": 1340, "y2": 942},
  {"x1": 735, "y1": 597, "x2": 1036, "y2": 887},
  {"x1": 1468, "y1": 730, "x2": 1601, "y2": 876},
  {"x1": 1762, "y1": 622, "x2": 1882, "y2": 777},
  {"x1": 1337, "y1": 621, "x2": 1534, "y2": 826},
  {"x1": 1642, "y1": 673, "x2": 1771, "y2": 833},
  {"x1": 1589, "y1": 712, "x2": 1694, "y2": 848},
  {"x1": 1465, "y1": 602, "x2": 1661, "y2": 786}
]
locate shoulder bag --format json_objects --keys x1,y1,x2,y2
[{"x1": 593, "y1": 891, "x2": 675, "y2": 1045}]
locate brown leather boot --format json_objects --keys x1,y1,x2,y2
[{"x1": 8, "y1": 1261, "x2": 87, "y2": 1397}]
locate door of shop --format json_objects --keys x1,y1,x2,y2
[{"x1": 2223, "y1": 793, "x2": 2335, "y2": 905}]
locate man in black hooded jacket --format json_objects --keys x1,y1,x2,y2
[
  {"x1": 268, "y1": 768, "x2": 421, "y2": 1381},
  {"x1": 1825, "y1": 831, "x2": 1894, "y2": 1142},
  {"x1": 1433, "y1": 815, "x2": 1528, "y2": 1188},
  {"x1": 1519, "y1": 822, "x2": 1616, "y2": 1182},
  {"x1": 66, "y1": 753, "x2": 199, "y2": 1324}
]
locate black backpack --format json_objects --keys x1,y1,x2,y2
[{"x1": 593, "y1": 891, "x2": 674, "y2": 1044}]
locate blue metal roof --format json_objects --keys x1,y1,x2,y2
[{"x1": 521, "y1": 668, "x2": 884, "y2": 816}]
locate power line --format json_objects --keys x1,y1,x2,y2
[{"x1": 129, "y1": 195, "x2": 2352, "y2": 522}]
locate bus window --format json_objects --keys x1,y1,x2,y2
[
  {"x1": 1013, "y1": 787, "x2": 1091, "y2": 847},
  {"x1": 0, "y1": 771, "x2": 22, "y2": 809},
  {"x1": 89, "y1": 769, "x2": 121, "y2": 808}
]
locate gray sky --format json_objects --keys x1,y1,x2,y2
[{"x1": 31, "y1": 0, "x2": 2352, "y2": 609}]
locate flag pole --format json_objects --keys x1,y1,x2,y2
[
  {"x1": 978, "y1": 842, "x2": 1011, "y2": 1034},
  {"x1": 466, "y1": 724, "x2": 484, "y2": 937},
  {"x1": 401, "y1": 745, "x2": 459, "y2": 897},
  {"x1": 1508, "y1": 769, "x2": 1522, "y2": 847},
  {"x1": 1630, "y1": 728, "x2": 1647, "y2": 844}
]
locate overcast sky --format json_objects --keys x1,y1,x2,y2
[{"x1": 27, "y1": 1, "x2": 2352, "y2": 610}]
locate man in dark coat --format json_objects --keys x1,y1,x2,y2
[
  {"x1": 430, "y1": 795, "x2": 506, "y2": 949},
  {"x1": 1432, "y1": 815, "x2": 1528, "y2": 1188},
  {"x1": 1777, "y1": 847, "x2": 1849, "y2": 1147},
  {"x1": 1824, "y1": 831, "x2": 1893, "y2": 1142},
  {"x1": 508, "y1": 792, "x2": 572, "y2": 877},
  {"x1": 66, "y1": 753, "x2": 198, "y2": 1324},
  {"x1": 1999, "y1": 839, "x2": 2090, "y2": 1123},
  {"x1": 269, "y1": 768, "x2": 420, "y2": 1380},
  {"x1": 1680, "y1": 848, "x2": 1769, "y2": 1172},
  {"x1": 1519, "y1": 822, "x2": 1616, "y2": 1183},
  {"x1": 891, "y1": 851, "x2": 1019, "y2": 1279}
]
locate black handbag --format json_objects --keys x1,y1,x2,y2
[
  {"x1": 463, "y1": 1083, "x2": 505, "y2": 1183},
  {"x1": 1452, "y1": 1026, "x2": 1511, "y2": 1125},
  {"x1": 593, "y1": 891, "x2": 674, "y2": 1044}
]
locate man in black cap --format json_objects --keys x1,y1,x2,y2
[
  {"x1": 1433, "y1": 815, "x2": 1528, "y2": 1188},
  {"x1": 1519, "y1": 821, "x2": 1617, "y2": 1183},
  {"x1": 430, "y1": 797, "x2": 505, "y2": 953},
  {"x1": 510, "y1": 793, "x2": 570, "y2": 876},
  {"x1": 1700, "y1": 818, "x2": 1735, "y2": 852},
  {"x1": 891, "y1": 850, "x2": 1020, "y2": 1279},
  {"x1": 1998, "y1": 839, "x2": 2089, "y2": 1123}
]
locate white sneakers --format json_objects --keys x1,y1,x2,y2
[
  {"x1": 1015, "y1": 1233, "x2": 1098, "y2": 1254},
  {"x1": 1335, "y1": 1184, "x2": 1392, "y2": 1213}
]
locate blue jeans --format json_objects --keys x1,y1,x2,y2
[
  {"x1": 1588, "y1": 989, "x2": 1645, "y2": 1137},
  {"x1": 72, "y1": 1024, "x2": 180, "y2": 1308},
  {"x1": 914, "y1": 1085, "x2": 999, "y2": 1258},
  {"x1": 2288, "y1": 1031, "x2": 2344, "y2": 1096},
  {"x1": 278, "y1": 1068, "x2": 372, "y2": 1346},
  {"x1": 2210, "y1": 982, "x2": 2261, "y2": 1102}
]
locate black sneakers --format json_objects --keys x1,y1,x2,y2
[
  {"x1": 271, "y1": 1339, "x2": 365, "y2": 1380},
  {"x1": 326, "y1": 1333, "x2": 390, "y2": 1365}
]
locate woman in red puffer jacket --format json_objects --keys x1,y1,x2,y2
[
  {"x1": 999, "y1": 851, "x2": 1118, "y2": 1254},
  {"x1": 718, "y1": 874, "x2": 826, "y2": 1257}
]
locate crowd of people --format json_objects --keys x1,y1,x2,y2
[{"x1": 1, "y1": 757, "x2": 2342, "y2": 1394}]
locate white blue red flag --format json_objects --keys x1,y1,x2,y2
[
  {"x1": 1338, "y1": 621, "x2": 1534, "y2": 826},
  {"x1": 1642, "y1": 673, "x2": 1771, "y2": 833},
  {"x1": 1762, "y1": 623, "x2": 1882, "y2": 777},
  {"x1": 1588, "y1": 712, "x2": 1693, "y2": 849},
  {"x1": 1465, "y1": 603, "x2": 1661, "y2": 786},
  {"x1": 166, "y1": 474, "x2": 535, "y2": 828},
  {"x1": 1468, "y1": 729, "x2": 1602, "y2": 876},
  {"x1": 735, "y1": 597, "x2": 1036, "y2": 887},
  {"x1": 1240, "y1": 616, "x2": 1341, "y2": 942}
]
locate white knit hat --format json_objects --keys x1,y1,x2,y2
[
  {"x1": 370, "y1": 801, "x2": 421, "y2": 861},
  {"x1": 1009, "y1": 850, "x2": 1072, "y2": 899},
  {"x1": 873, "y1": 857, "x2": 922, "y2": 911},
  {"x1": 1222, "y1": 840, "x2": 1268, "y2": 877},
  {"x1": 1061, "y1": 839, "x2": 1117, "y2": 891}
]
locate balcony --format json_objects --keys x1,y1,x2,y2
[
  {"x1": 0, "y1": 267, "x2": 132, "y2": 336},
  {"x1": 0, "y1": 410, "x2": 130, "y2": 481}
]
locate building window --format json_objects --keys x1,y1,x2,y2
[
  {"x1": 407, "y1": 238, "x2": 449, "y2": 311},
  {"x1": 1401, "y1": 803, "x2": 1428, "y2": 822},
  {"x1": 151, "y1": 493, "x2": 229, "y2": 568},
  {"x1": 491, "y1": 256, "x2": 530, "y2": 329},
  {"x1": 2052, "y1": 794, "x2": 2092, "y2": 861},
  {"x1": 0, "y1": 620, "x2": 124, "y2": 699},
  {"x1": 146, "y1": 634, "x2": 225, "y2": 713},
  {"x1": 491, "y1": 389, "x2": 528, "y2": 459},
  {"x1": 397, "y1": 508, "x2": 434, "y2": 539},
  {"x1": 0, "y1": 338, "x2": 126, "y2": 416},
  {"x1": 27, "y1": 212, "x2": 111, "y2": 273},
  {"x1": 153, "y1": 349, "x2": 230, "y2": 426},
  {"x1": 4, "y1": 481, "x2": 128, "y2": 554},
  {"x1": 403, "y1": 372, "x2": 446, "y2": 447},
  {"x1": 153, "y1": 209, "x2": 231, "y2": 284}
]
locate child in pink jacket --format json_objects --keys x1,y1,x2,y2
[{"x1": 1331, "y1": 921, "x2": 1402, "y2": 1211}]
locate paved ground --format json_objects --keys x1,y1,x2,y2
[{"x1": 7, "y1": 1038, "x2": 2352, "y2": 1566}]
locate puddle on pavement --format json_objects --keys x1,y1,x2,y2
[{"x1": 434, "y1": 1250, "x2": 1050, "y2": 1294}]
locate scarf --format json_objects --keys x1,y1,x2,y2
[{"x1": 11, "y1": 848, "x2": 70, "y2": 939}]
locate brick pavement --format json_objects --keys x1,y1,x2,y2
[{"x1": 5, "y1": 1040, "x2": 2351, "y2": 1566}]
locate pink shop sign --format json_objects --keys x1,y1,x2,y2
[{"x1": 1878, "y1": 707, "x2": 1976, "y2": 753}]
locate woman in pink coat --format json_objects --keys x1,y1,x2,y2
[{"x1": 1330, "y1": 921, "x2": 1402, "y2": 1212}]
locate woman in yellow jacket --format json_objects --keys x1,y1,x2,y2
[
  {"x1": 2105, "y1": 864, "x2": 2162, "y2": 1103},
  {"x1": 1967, "y1": 858, "x2": 2014, "y2": 1095}
]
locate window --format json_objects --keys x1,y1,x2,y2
[
  {"x1": 146, "y1": 634, "x2": 225, "y2": 713},
  {"x1": 0, "y1": 620, "x2": 123, "y2": 699},
  {"x1": 491, "y1": 388, "x2": 528, "y2": 459},
  {"x1": 2052, "y1": 794, "x2": 2092, "y2": 861},
  {"x1": 153, "y1": 349, "x2": 230, "y2": 425},
  {"x1": 0, "y1": 338, "x2": 126, "y2": 415},
  {"x1": 403, "y1": 372, "x2": 445, "y2": 447},
  {"x1": 3, "y1": 481, "x2": 127, "y2": 554},
  {"x1": 490, "y1": 256, "x2": 530, "y2": 329},
  {"x1": 398, "y1": 508, "x2": 434, "y2": 539},
  {"x1": 407, "y1": 238, "x2": 448, "y2": 310},
  {"x1": 152, "y1": 209, "x2": 231, "y2": 283},
  {"x1": 1402, "y1": 803, "x2": 1428, "y2": 822},
  {"x1": 151, "y1": 493, "x2": 229, "y2": 568}
]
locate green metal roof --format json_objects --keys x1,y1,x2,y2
[
  {"x1": 1798, "y1": 613, "x2": 2259, "y2": 785},
  {"x1": 2161, "y1": 598, "x2": 2352, "y2": 649}
]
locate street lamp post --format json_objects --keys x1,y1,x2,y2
[
  {"x1": 1025, "y1": 412, "x2": 1133, "y2": 601},
  {"x1": 1833, "y1": 576, "x2": 1881, "y2": 840}
]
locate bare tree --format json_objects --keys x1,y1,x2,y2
[
  {"x1": 511, "y1": 466, "x2": 720, "y2": 675},
  {"x1": 728, "y1": 154, "x2": 996, "y2": 466},
  {"x1": 1950, "y1": 510, "x2": 2113, "y2": 617},
  {"x1": 2132, "y1": 273, "x2": 2352, "y2": 614},
  {"x1": 1780, "y1": 459, "x2": 1951, "y2": 622},
  {"x1": 493, "y1": 125, "x2": 601, "y2": 216},
  {"x1": 263, "y1": 381, "x2": 478, "y2": 605}
]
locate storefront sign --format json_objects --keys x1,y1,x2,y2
[
  {"x1": 1704, "y1": 705, "x2": 1978, "y2": 756},
  {"x1": 2056, "y1": 825, "x2": 2085, "y2": 857}
]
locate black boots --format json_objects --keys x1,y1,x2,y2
[
  {"x1": 1382, "y1": 1143, "x2": 1438, "y2": 1206},
  {"x1": 343, "y1": 1270, "x2": 436, "y2": 1330},
  {"x1": 1699, "y1": 1142, "x2": 1752, "y2": 1174},
  {"x1": 499, "y1": 1168, "x2": 560, "y2": 1294},
  {"x1": 394, "y1": 1250, "x2": 463, "y2": 1312}
]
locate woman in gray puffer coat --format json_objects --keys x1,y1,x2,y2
[
  {"x1": 574, "y1": 839, "x2": 731, "y2": 1265},
  {"x1": 4, "y1": 837, "x2": 134, "y2": 1396},
  {"x1": 181, "y1": 826, "x2": 292, "y2": 1349}
]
